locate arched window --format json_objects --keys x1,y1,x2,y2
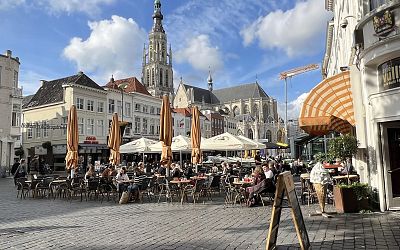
[
  {"x1": 244, "y1": 104, "x2": 249, "y2": 114},
  {"x1": 263, "y1": 104, "x2": 269, "y2": 121},
  {"x1": 237, "y1": 129, "x2": 243, "y2": 136},
  {"x1": 233, "y1": 106, "x2": 240, "y2": 117},
  {"x1": 248, "y1": 129, "x2": 253, "y2": 139},
  {"x1": 223, "y1": 107, "x2": 230, "y2": 115},
  {"x1": 160, "y1": 70, "x2": 163, "y2": 86},
  {"x1": 146, "y1": 69, "x2": 150, "y2": 86},
  {"x1": 277, "y1": 130, "x2": 283, "y2": 143},
  {"x1": 253, "y1": 104, "x2": 259, "y2": 119},
  {"x1": 265, "y1": 130, "x2": 272, "y2": 142},
  {"x1": 165, "y1": 70, "x2": 169, "y2": 87},
  {"x1": 151, "y1": 68, "x2": 155, "y2": 86}
]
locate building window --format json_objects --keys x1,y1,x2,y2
[
  {"x1": 43, "y1": 121, "x2": 49, "y2": 138},
  {"x1": 146, "y1": 69, "x2": 150, "y2": 86},
  {"x1": 370, "y1": 0, "x2": 392, "y2": 10},
  {"x1": 156, "y1": 125, "x2": 160, "y2": 135},
  {"x1": 135, "y1": 103, "x2": 141, "y2": 112},
  {"x1": 125, "y1": 102, "x2": 131, "y2": 117},
  {"x1": 265, "y1": 130, "x2": 272, "y2": 142},
  {"x1": 150, "y1": 124, "x2": 155, "y2": 135},
  {"x1": 108, "y1": 99, "x2": 115, "y2": 114},
  {"x1": 97, "y1": 120, "x2": 104, "y2": 137},
  {"x1": 11, "y1": 104, "x2": 21, "y2": 127},
  {"x1": 152, "y1": 68, "x2": 155, "y2": 86},
  {"x1": 87, "y1": 118, "x2": 94, "y2": 135},
  {"x1": 76, "y1": 98, "x2": 84, "y2": 110},
  {"x1": 165, "y1": 70, "x2": 168, "y2": 87},
  {"x1": 13, "y1": 70, "x2": 18, "y2": 88},
  {"x1": 117, "y1": 101, "x2": 122, "y2": 116},
  {"x1": 27, "y1": 128, "x2": 33, "y2": 139},
  {"x1": 87, "y1": 100, "x2": 94, "y2": 111},
  {"x1": 62, "y1": 116, "x2": 67, "y2": 135},
  {"x1": 143, "y1": 105, "x2": 148, "y2": 113},
  {"x1": 134, "y1": 117, "x2": 141, "y2": 134},
  {"x1": 156, "y1": 108, "x2": 161, "y2": 115},
  {"x1": 36, "y1": 125, "x2": 41, "y2": 138},
  {"x1": 124, "y1": 123, "x2": 132, "y2": 136},
  {"x1": 98, "y1": 101, "x2": 104, "y2": 113},
  {"x1": 150, "y1": 106, "x2": 155, "y2": 114},
  {"x1": 78, "y1": 117, "x2": 84, "y2": 135},
  {"x1": 160, "y1": 70, "x2": 163, "y2": 86},
  {"x1": 143, "y1": 118, "x2": 148, "y2": 134}
]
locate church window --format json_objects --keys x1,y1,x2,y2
[
  {"x1": 233, "y1": 106, "x2": 240, "y2": 117},
  {"x1": 165, "y1": 70, "x2": 168, "y2": 87},
  {"x1": 244, "y1": 104, "x2": 249, "y2": 114},
  {"x1": 160, "y1": 70, "x2": 163, "y2": 86},
  {"x1": 277, "y1": 130, "x2": 283, "y2": 142},
  {"x1": 146, "y1": 69, "x2": 150, "y2": 86},
  {"x1": 265, "y1": 130, "x2": 272, "y2": 142},
  {"x1": 253, "y1": 104, "x2": 259, "y2": 119},
  {"x1": 263, "y1": 104, "x2": 269, "y2": 121},
  {"x1": 152, "y1": 68, "x2": 155, "y2": 86}
]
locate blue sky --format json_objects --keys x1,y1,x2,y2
[{"x1": 0, "y1": 0, "x2": 332, "y2": 119}]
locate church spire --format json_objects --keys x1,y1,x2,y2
[
  {"x1": 152, "y1": 0, "x2": 164, "y2": 33},
  {"x1": 208, "y1": 67, "x2": 213, "y2": 92}
]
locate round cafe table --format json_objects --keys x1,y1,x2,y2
[{"x1": 169, "y1": 179, "x2": 192, "y2": 204}]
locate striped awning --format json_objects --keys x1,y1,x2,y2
[{"x1": 299, "y1": 71, "x2": 355, "y2": 135}]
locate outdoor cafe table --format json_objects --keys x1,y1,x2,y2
[
  {"x1": 333, "y1": 174, "x2": 359, "y2": 184},
  {"x1": 190, "y1": 176, "x2": 208, "y2": 180},
  {"x1": 169, "y1": 179, "x2": 192, "y2": 204}
]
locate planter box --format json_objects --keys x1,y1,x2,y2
[{"x1": 333, "y1": 185, "x2": 358, "y2": 213}]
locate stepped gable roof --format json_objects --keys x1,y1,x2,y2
[
  {"x1": 23, "y1": 72, "x2": 103, "y2": 109},
  {"x1": 212, "y1": 82, "x2": 269, "y2": 103},
  {"x1": 183, "y1": 84, "x2": 219, "y2": 104},
  {"x1": 104, "y1": 77, "x2": 151, "y2": 96}
]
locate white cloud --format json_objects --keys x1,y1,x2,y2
[
  {"x1": 278, "y1": 92, "x2": 309, "y2": 120},
  {"x1": 0, "y1": 0, "x2": 25, "y2": 10},
  {"x1": 175, "y1": 34, "x2": 223, "y2": 72},
  {"x1": 240, "y1": 0, "x2": 332, "y2": 57},
  {"x1": 19, "y1": 70, "x2": 51, "y2": 95},
  {"x1": 0, "y1": 0, "x2": 114, "y2": 15},
  {"x1": 38, "y1": 0, "x2": 116, "y2": 16},
  {"x1": 63, "y1": 15, "x2": 147, "y2": 83}
]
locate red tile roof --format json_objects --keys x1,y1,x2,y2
[
  {"x1": 104, "y1": 77, "x2": 151, "y2": 96},
  {"x1": 173, "y1": 107, "x2": 207, "y2": 118}
]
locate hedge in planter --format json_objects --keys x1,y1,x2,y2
[{"x1": 334, "y1": 183, "x2": 370, "y2": 213}]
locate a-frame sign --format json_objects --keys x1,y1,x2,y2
[{"x1": 266, "y1": 171, "x2": 310, "y2": 250}]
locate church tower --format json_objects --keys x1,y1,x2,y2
[{"x1": 142, "y1": 0, "x2": 174, "y2": 98}]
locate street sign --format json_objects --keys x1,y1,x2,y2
[{"x1": 266, "y1": 171, "x2": 310, "y2": 250}]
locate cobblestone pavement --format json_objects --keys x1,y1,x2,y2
[{"x1": 1, "y1": 177, "x2": 400, "y2": 250}]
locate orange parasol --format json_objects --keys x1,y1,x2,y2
[
  {"x1": 159, "y1": 95, "x2": 173, "y2": 168},
  {"x1": 191, "y1": 106, "x2": 202, "y2": 164},
  {"x1": 65, "y1": 105, "x2": 79, "y2": 172},
  {"x1": 108, "y1": 113, "x2": 121, "y2": 166}
]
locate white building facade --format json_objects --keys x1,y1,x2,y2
[
  {"x1": 0, "y1": 50, "x2": 23, "y2": 172},
  {"x1": 323, "y1": 0, "x2": 400, "y2": 211}
]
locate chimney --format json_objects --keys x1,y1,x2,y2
[
  {"x1": 40, "y1": 80, "x2": 47, "y2": 86},
  {"x1": 5, "y1": 50, "x2": 12, "y2": 57}
]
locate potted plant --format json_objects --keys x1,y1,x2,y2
[{"x1": 328, "y1": 134, "x2": 360, "y2": 213}]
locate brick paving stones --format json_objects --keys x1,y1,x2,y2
[{"x1": 0, "y1": 177, "x2": 399, "y2": 249}]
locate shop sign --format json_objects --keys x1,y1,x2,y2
[
  {"x1": 379, "y1": 57, "x2": 400, "y2": 90},
  {"x1": 373, "y1": 10, "x2": 395, "y2": 38},
  {"x1": 83, "y1": 136, "x2": 99, "y2": 144}
]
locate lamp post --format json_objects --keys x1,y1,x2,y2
[{"x1": 118, "y1": 82, "x2": 128, "y2": 122}]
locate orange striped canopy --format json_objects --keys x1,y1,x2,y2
[{"x1": 299, "y1": 71, "x2": 355, "y2": 135}]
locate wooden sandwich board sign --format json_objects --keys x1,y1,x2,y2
[{"x1": 266, "y1": 171, "x2": 310, "y2": 250}]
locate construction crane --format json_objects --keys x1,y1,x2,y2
[{"x1": 279, "y1": 63, "x2": 320, "y2": 143}]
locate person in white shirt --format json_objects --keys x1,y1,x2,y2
[
  {"x1": 310, "y1": 162, "x2": 332, "y2": 213},
  {"x1": 262, "y1": 163, "x2": 274, "y2": 179},
  {"x1": 115, "y1": 167, "x2": 129, "y2": 192}
]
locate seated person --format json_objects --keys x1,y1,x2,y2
[
  {"x1": 85, "y1": 165, "x2": 96, "y2": 180},
  {"x1": 211, "y1": 163, "x2": 219, "y2": 174},
  {"x1": 245, "y1": 166, "x2": 266, "y2": 206},
  {"x1": 110, "y1": 165, "x2": 118, "y2": 177},
  {"x1": 128, "y1": 168, "x2": 147, "y2": 201},
  {"x1": 115, "y1": 167, "x2": 129, "y2": 192},
  {"x1": 185, "y1": 164, "x2": 194, "y2": 178},
  {"x1": 340, "y1": 158, "x2": 354, "y2": 175},
  {"x1": 157, "y1": 165, "x2": 166, "y2": 176},
  {"x1": 101, "y1": 166, "x2": 112, "y2": 178},
  {"x1": 262, "y1": 163, "x2": 274, "y2": 180},
  {"x1": 171, "y1": 166, "x2": 182, "y2": 179}
]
